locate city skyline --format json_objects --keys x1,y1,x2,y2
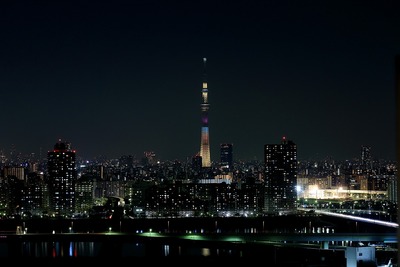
[{"x1": 0, "y1": 1, "x2": 399, "y2": 162}]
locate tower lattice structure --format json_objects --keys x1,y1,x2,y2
[{"x1": 200, "y1": 57, "x2": 211, "y2": 167}]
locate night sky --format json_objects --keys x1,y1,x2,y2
[{"x1": 1, "y1": 0, "x2": 399, "y2": 162}]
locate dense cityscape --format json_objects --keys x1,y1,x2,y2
[
  {"x1": 0, "y1": 55, "x2": 397, "y2": 264},
  {"x1": 0, "y1": 2, "x2": 399, "y2": 265},
  {"x1": 0, "y1": 138, "x2": 396, "y2": 222},
  {"x1": 0, "y1": 56, "x2": 397, "y2": 222}
]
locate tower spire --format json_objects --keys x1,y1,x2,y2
[
  {"x1": 203, "y1": 57, "x2": 207, "y2": 76},
  {"x1": 200, "y1": 57, "x2": 211, "y2": 168}
]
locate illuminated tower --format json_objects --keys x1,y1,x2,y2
[{"x1": 200, "y1": 57, "x2": 211, "y2": 167}]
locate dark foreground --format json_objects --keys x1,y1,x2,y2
[
  {"x1": 0, "y1": 215, "x2": 397, "y2": 266},
  {"x1": 3, "y1": 241, "x2": 397, "y2": 267}
]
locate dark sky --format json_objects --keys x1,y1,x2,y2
[{"x1": 0, "y1": 0, "x2": 399, "y2": 162}]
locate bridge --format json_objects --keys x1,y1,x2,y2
[
  {"x1": 1, "y1": 230, "x2": 396, "y2": 248},
  {"x1": 297, "y1": 208, "x2": 399, "y2": 229}
]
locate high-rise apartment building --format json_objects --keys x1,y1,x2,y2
[
  {"x1": 47, "y1": 139, "x2": 77, "y2": 217},
  {"x1": 192, "y1": 153, "x2": 203, "y2": 173},
  {"x1": 361, "y1": 145, "x2": 372, "y2": 173},
  {"x1": 199, "y1": 57, "x2": 211, "y2": 168},
  {"x1": 263, "y1": 136, "x2": 297, "y2": 214},
  {"x1": 220, "y1": 143, "x2": 233, "y2": 173}
]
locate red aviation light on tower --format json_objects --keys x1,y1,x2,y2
[{"x1": 281, "y1": 136, "x2": 288, "y2": 145}]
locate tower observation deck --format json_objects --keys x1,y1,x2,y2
[{"x1": 200, "y1": 57, "x2": 211, "y2": 167}]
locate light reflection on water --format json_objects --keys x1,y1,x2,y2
[
  {"x1": 20, "y1": 242, "x2": 231, "y2": 258},
  {"x1": 18, "y1": 226, "x2": 335, "y2": 258},
  {"x1": 16, "y1": 225, "x2": 337, "y2": 258},
  {"x1": 22, "y1": 242, "x2": 98, "y2": 257}
]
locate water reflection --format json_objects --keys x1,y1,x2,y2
[
  {"x1": 19, "y1": 241, "x2": 242, "y2": 258},
  {"x1": 22, "y1": 241, "x2": 98, "y2": 257},
  {"x1": 17, "y1": 225, "x2": 337, "y2": 258}
]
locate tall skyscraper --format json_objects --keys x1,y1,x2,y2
[
  {"x1": 199, "y1": 57, "x2": 211, "y2": 167},
  {"x1": 47, "y1": 139, "x2": 77, "y2": 217},
  {"x1": 220, "y1": 143, "x2": 233, "y2": 173},
  {"x1": 192, "y1": 153, "x2": 203, "y2": 173},
  {"x1": 360, "y1": 145, "x2": 372, "y2": 173},
  {"x1": 263, "y1": 136, "x2": 297, "y2": 214}
]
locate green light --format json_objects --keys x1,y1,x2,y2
[{"x1": 181, "y1": 234, "x2": 207, "y2": 241}]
